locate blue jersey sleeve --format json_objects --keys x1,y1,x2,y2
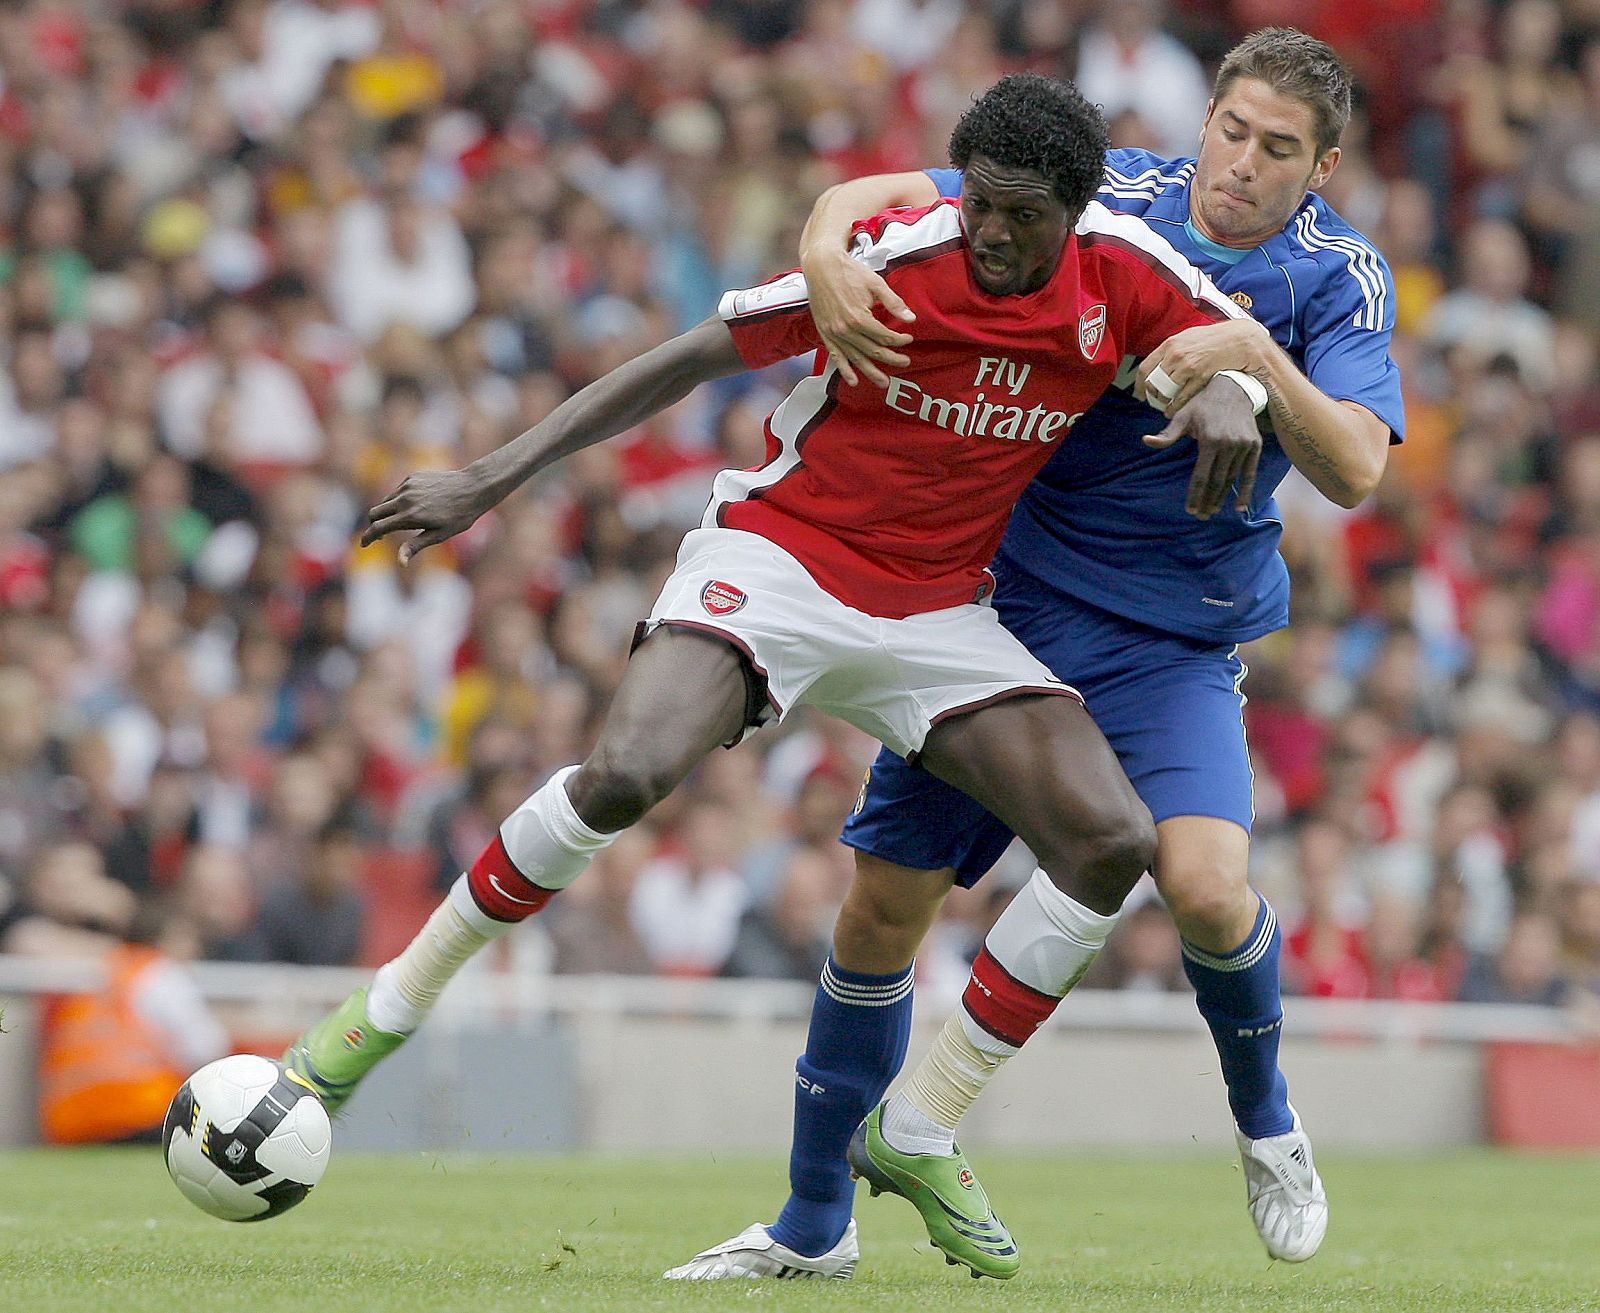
[
  {"x1": 931, "y1": 151, "x2": 1197, "y2": 211},
  {"x1": 1300, "y1": 245, "x2": 1406, "y2": 442},
  {"x1": 1096, "y1": 150, "x2": 1196, "y2": 216}
]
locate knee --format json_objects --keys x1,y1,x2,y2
[
  {"x1": 1160, "y1": 865, "x2": 1255, "y2": 947},
  {"x1": 837, "y1": 884, "x2": 917, "y2": 941},
  {"x1": 1036, "y1": 804, "x2": 1157, "y2": 908},
  {"x1": 1085, "y1": 808, "x2": 1159, "y2": 892},
  {"x1": 833, "y1": 900, "x2": 918, "y2": 971},
  {"x1": 568, "y1": 746, "x2": 674, "y2": 832},
  {"x1": 831, "y1": 859, "x2": 947, "y2": 972}
]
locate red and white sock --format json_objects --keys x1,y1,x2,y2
[
  {"x1": 883, "y1": 869, "x2": 1119, "y2": 1154},
  {"x1": 461, "y1": 764, "x2": 614, "y2": 926},
  {"x1": 366, "y1": 767, "x2": 616, "y2": 1033}
]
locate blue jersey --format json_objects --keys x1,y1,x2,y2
[{"x1": 927, "y1": 150, "x2": 1404, "y2": 642}]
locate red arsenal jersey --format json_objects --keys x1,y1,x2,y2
[{"x1": 713, "y1": 199, "x2": 1248, "y2": 619}]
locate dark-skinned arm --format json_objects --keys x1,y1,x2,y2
[
  {"x1": 1143, "y1": 371, "x2": 1266, "y2": 521},
  {"x1": 363, "y1": 317, "x2": 745, "y2": 563},
  {"x1": 799, "y1": 171, "x2": 939, "y2": 387},
  {"x1": 1134, "y1": 319, "x2": 1390, "y2": 509}
]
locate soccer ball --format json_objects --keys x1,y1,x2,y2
[{"x1": 162, "y1": 1054, "x2": 332, "y2": 1222}]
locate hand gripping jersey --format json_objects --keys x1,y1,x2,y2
[
  {"x1": 929, "y1": 151, "x2": 1405, "y2": 642},
  {"x1": 715, "y1": 198, "x2": 1246, "y2": 620}
]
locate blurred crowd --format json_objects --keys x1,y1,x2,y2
[{"x1": 0, "y1": 0, "x2": 1598, "y2": 1020}]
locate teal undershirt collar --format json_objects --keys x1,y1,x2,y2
[{"x1": 1184, "y1": 217, "x2": 1252, "y2": 266}]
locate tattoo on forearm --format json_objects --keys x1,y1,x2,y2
[{"x1": 1265, "y1": 379, "x2": 1354, "y2": 501}]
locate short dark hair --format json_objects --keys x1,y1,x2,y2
[
  {"x1": 381, "y1": 373, "x2": 427, "y2": 408},
  {"x1": 1213, "y1": 28, "x2": 1352, "y2": 157},
  {"x1": 316, "y1": 811, "x2": 364, "y2": 848},
  {"x1": 949, "y1": 74, "x2": 1108, "y2": 218}
]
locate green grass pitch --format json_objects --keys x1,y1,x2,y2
[{"x1": 1, "y1": 1147, "x2": 1596, "y2": 1312}]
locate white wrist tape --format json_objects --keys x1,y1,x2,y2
[{"x1": 1216, "y1": 369, "x2": 1269, "y2": 416}]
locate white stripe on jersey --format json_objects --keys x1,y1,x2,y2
[
  {"x1": 1103, "y1": 160, "x2": 1195, "y2": 189},
  {"x1": 1100, "y1": 160, "x2": 1195, "y2": 201},
  {"x1": 719, "y1": 206, "x2": 966, "y2": 331},
  {"x1": 718, "y1": 270, "x2": 809, "y2": 323},
  {"x1": 1291, "y1": 209, "x2": 1387, "y2": 331},
  {"x1": 846, "y1": 202, "x2": 965, "y2": 272},
  {"x1": 710, "y1": 204, "x2": 966, "y2": 528},
  {"x1": 1076, "y1": 201, "x2": 1249, "y2": 324},
  {"x1": 701, "y1": 362, "x2": 838, "y2": 529}
]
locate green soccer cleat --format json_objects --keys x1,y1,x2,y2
[
  {"x1": 281, "y1": 987, "x2": 408, "y2": 1116},
  {"x1": 846, "y1": 1103, "x2": 1019, "y2": 1280}
]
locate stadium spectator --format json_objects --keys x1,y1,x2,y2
[
  {"x1": 34, "y1": 904, "x2": 229, "y2": 1145},
  {"x1": 404, "y1": 717, "x2": 533, "y2": 893},
  {"x1": 224, "y1": 0, "x2": 380, "y2": 134},
  {"x1": 0, "y1": 666, "x2": 70, "y2": 876},
  {"x1": 1456, "y1": 911, "x2": 1570, "y2": 1005},
  {"x1": 628, "y1": 800, "x2": 749, "y2": 977},
  {"x1": 156, "y1": 298, "x2": 324, "y2": 467},
  {"x1": 98, "y1": 760, "x2": 200, "y2": 897},
  {"x1": 1086, "y1": 896, "x2": 1189, "y2": 993},
  {"x1": 1431, "y1": 0, "x2": 1576, "y2": 224},
  {"x1": 1074, "y1": 0, "x2": 1210, "y2": 158},
  {"x1": 244, "y1": 814, "x2": 367, "y2": 966},
  {"x1": 724, "y1": 844, "x2": 841, "y2": 981},
  {"x1": 1363, "y1": 893, "x2": 1452, "y2": 1002},
  {"x1": 330, "y1": 179, "x2": 476, "y2": 344},
  {"x1": 739, "y1": 764, "x2": 864, "y2": 908},
  {"x1": 246, "y1": 750, "x2": 344, "y2": 890},
  {"x1": 1283, "y1": 816, "x2": 1369, "y2": 998},
  {"x1": 3, "y1": 842, "x2": 139, "y2": 957},
  {"x1": 0, "y1": 0, "x2": 1591, "y2": 1059},
  {"x1": 1521, "y1": 35, "x2": 1600, "y2": 311},
  {"x1": 1424, "y1": 219, "x2": 1556, "y2": 391},
  {"x1": 173, "y1": 845, "x2": 264, "y2": 962},
  {"x1": 546, "y1": 827, "x2": 653, "y2": 975}
]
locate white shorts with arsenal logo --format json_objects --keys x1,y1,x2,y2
[{"x1": 643, "y1": 527, "x2": 1082, "y2": 758}]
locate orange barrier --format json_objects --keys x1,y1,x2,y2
[{"x1": 1484, "y1": 1042, "x2": 1600, "y2": 1149}]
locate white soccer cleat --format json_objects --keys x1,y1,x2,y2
[
  {"x1": 1235, "y1": 1105, "x2": 1328, "y2": 1262},
  {"x1": 662, "y1": 1220, "x2": 859, "y2": 1280}
]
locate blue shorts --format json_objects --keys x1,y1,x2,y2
[{"x1": 840, "y1": 557, "x2": 1255, "y2": 887}]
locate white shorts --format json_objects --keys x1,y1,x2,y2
[{"x1": 644, "y1": 528, "x2": 1082, "y2": 759}]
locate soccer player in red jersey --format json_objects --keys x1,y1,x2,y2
[{"x1": 284, "y1": 78, "x2": 1269, "y2": 1258}]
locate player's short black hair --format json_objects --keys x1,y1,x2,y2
[{"x1": 948, "y1": 74, "x2": 1108, "y2": 217}]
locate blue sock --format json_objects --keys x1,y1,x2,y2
[
  {"x1": 1181, "y1": 895, "x2": 1294, "y2": 1140},
  {"x1": 767, "y1": 956, "x2": 914, "y2": 1257}
]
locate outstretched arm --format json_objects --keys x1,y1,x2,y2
[
  {"x1": 364, "y1": 317, "x2": 744, "y2": 563},
  {"x1": 799, "y1": 171, "x2": 939, "y2": 387},
  {"x1": 1134, "y1": 320, "x2": 1390, "y2": 509}
]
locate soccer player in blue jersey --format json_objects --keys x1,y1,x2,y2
[{"x1": 667, "y1": 29, "x2": 1402, "y2": 1282}]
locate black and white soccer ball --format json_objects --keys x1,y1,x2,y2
[{"x1": 162, "y1": 1054, "x2": 332, "y2": 1222}]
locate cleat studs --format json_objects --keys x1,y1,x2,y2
[
  {"x1": 946, "y1": 1256, "x2": 958, "y2": 1266},
  {"x1": 869, "y1": 1185, "x2": 880, "y2": 1197},
  {"x1": 971, "y1": 1269, "x2": 982, "y2": 1279}
]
